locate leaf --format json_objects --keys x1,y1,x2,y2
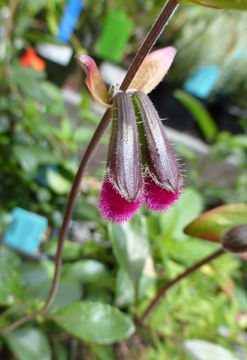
[
  {"x1": 90, "y1": 344, "x2": 115, "y2": 360},
  {"x1": 184, "y1": 204, "x2": 247, "y2": 243},
  {"x1": 44, "y1": 239, "x2": 82, "y2": 260},
  {"x1": 109, "y1": 215, "x2": 149, "y2": 284},
  {"x1": 159, "y1": 187, "x2": 204, "y2": 241},
  {"x1": 13, "y1": 145, "x2": 38, "y2": 172},
  {"x1": 0, "y1": 246, "x2": 21, "y2": 268},
  {"x1": 168, "y1": 238, "x2": 219, "y2": 265},
  {"x1": 185, "y1": 340, "x2": 239, "y2": 360},
  {"x1": 227, "y1": 135, "x2": 247, "y2": 149},
  {"x1": 54, "y1": 302, "x2": 135, "y2": 344},
  {"x1": 75, "y1": 55, "x2": 110, "y2": 107},
  {"x1": 0, "y1": 262, "x2": 24, "y2": 306},
  {"x1": 129, "y1": 47, "x2": 176, "y2": 94},
  {"x1": 174, "y1": 90, "x2": 217, "y2": 141},
  {"x1": 115, "y1": 263, "x2": 156, "y2": 307},
  {"x1": 61, "y1": 260, "x2": 110, "y2": 283},
  {"x1": 178, "y1": 0, "x2": 247, "y2": 9},
  {"x1": 5, "y1": 328, "x2": 51, "y2": 360},
  {"x1": 19, "y1": 262, "x2": 52, "y2": 286},
  {"x1": 25, "y1": 280, "x2": 82, "y2": 313},
  {"x1": 47, "y1": 169, "x2": 71, "y2": 194}
]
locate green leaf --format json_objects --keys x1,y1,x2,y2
[
  {"x1": 61, "y1": 260, "x2": 110, "y2": 284},
  {"x1": 5, "y1": 328, "x2": 51, "y2": 360},
  {"x1": 159, "y1": 187, "x2": 204, "y2": 242},
  {"x1": 47, "y1": 169, "x2": 71, "y2": 194},
  {"x1": 115, "y1": 265, "x2": 156, "y2": 307},
  {"x1": 174, "y1": 90, "x2": 217, "y2": 141},
  {"x1": 169, "y1": 238, "x2": 219, "y2": 265},
  {"x1": 19, "y1": 262, "x2": 52, "y2": 286},
  {"x1": 184, "y1": 203, "x2": 247, "y2": 243},
  {"x1": 13, "y1": 145, "x2": 38, "y2": 172},
  {"x1": 0, "y1": 262, "x2": 24, "y2": 306},
  {"x1": 178, "y1": 0, "x2": 247, "y2": 9},
  {"x1": 54, "y1": 302, "x2": 135, "y2": 344},
  {"x1": 44, "y1": 239, "x2": 82, "y2": 261},
  {"x1": 25, "y1": 280, "x2": 82, "y2": 313},
  {"x1": 227, "y1": 135, "x2": 247, "y2": 149},
  {"x1": 0, "y1": 246, "x2": 21, "y2": 268},
  {"x1": 185, "y1": 340, "x2": 239, "y2": 360},
  {"x1": 109, "y1": 215, "x2": 149, "y2": 284},
  {"x1": 90, "y1": 344, "x2": 115, "y2": 360}
]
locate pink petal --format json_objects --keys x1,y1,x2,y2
[
  {"x1": 128, "y1": 47, "x2": 177, "y2": 94},
  {"x1": 99, "y1": 176, "x2": 143, "y2": 223},
  {"x1": 144, "y1": 174, "x2": 182, "y2": 211},
  {"x1": 75, "y1": 54, "x2": 110, "y2": 107}
]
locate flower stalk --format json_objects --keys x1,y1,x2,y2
[{"x1": 141, "y1": 248, "x2": 225, "y2": 322}]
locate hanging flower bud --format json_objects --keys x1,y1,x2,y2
[
  {"x1": 108, "y1": 92, "x2": 143, "y2": 202},
  {"x1": 131, "y1": 91, "x2": 183, "y2": 193},
  {"x1": 222, "y1": 225, "x2": 247, "y2": 253},
  {"x1": 76, "y1": 47, "x2": 183, "y2": 222},
  {"x1": 99, "y1": 92, "x2": 144, "y2": 223}
]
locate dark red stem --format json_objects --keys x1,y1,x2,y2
[{"x1": 142, "y1": 248, "x2": 225, "y2": 321}]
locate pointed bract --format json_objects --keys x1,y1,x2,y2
[
  {"x1": 132, "y1": 91, "x2": 183, "y2": 193},
  {"x1": 75, "y1": 54, "x2": 110, "y2": 107},
  {"x1": 99, "y1": 175, "x2": 143, "y2": 223},
  {"x1": 128, "y1": 47, "x2": 176, "y2": 94},
  {"x1": 108, "y1": 92, "x2": 143, "y2": 202}
]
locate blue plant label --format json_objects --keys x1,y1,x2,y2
[
  {"x1": 57, "y1": 0, "x2": 84, "y2": 43},
  {"x1": 3, "y1": 208, "x2": 48, "y2": 254},
  {"x1": 184, "y1": 65, "x2": 220, "y2": 99}
]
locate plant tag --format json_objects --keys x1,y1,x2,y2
[
  {"x1": 96, "y1": 11, "x2": 132, "y2": 63},
  {"x1": 3, "y1": 208, "x2": 48, "y2": 254},
  {"x1": 36, "y1": 42, "x2": 73, "y2": 66},
  {"x1": 99, "y1": 61, "x2": 127, "y2": 85},
  {"x1": 184, "y1": 65, "x2": 220, "y2": 99},
  {"x1": 57, "y1": 0, "x2": 84, "y2": 43}
]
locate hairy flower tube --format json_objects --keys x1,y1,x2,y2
[{"x1": 75, "y1": 47, "x2": 183, "y2": 222}]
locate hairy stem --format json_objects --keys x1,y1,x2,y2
[
  {"x1": 141, "y1": 248, "x2": 225, "y2": 321},
  {"x1": 121, "y1": 0, "x2": 178, "y2": 91},
  {"x1": 0, "y1": 0, "x2": 179, "y2": 334}
]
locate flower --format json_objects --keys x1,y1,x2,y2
[
  {"x1": 75, "y1": 47, "x2": 183, "y2": 223},
  {"x1": 20, "y1": 48, "x2": 46, "y2": 71}
]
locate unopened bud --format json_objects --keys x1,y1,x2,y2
[
  {"x1": 131, "y1": 90, "x2": 183, "y2": 193},
  {"x1": 108, "y1": 92, "x2": 143, "y2": 202},
  {"x1": 222, "y1": 225, "x2": 247, "y2": 253}
]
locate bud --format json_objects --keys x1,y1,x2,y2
[
  {"x1": 107, "y1": 92, "x2": 143, "y2": 202},
  {"x1": 131, "y1": 90, "x2": 183, "y2": 193},
  {"x1": 222, "y1": 225, "x2": 247, "y2": 253}
]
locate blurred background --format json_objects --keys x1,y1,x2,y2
[{"x1": 0, "y1": 0, "x2": 247, "y2": 359}]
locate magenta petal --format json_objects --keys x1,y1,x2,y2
[
  {"x1": 145, "y1": 174, "x2": 182, "y2": 211},
  {"x1": 99, "y1": 176, "x2": 143, "y2": 223}
]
